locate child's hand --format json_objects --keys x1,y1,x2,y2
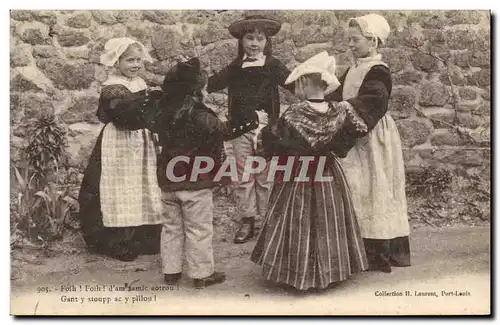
[
  {"x1": 146, "y1": 86, "x2": 163, "y2": 99},
  {"x1": 177, "y1": 55, "x2": 191, "y2": 63},
  {"x1": 148, "y1": 86, "x2": 162, "y2": 92},
  {"x1": 256, "y1": 110, "x2": 268, "y2": 125}
]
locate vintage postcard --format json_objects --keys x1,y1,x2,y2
[{"x1": 9, "y1": 9, "x2": 491, "y2": 315}]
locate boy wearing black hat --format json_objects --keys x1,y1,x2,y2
[{"x1": 155, "y1": 58, "x2": 267, "y2": 288}]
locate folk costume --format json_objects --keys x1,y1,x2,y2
[
  {"x1": 251, "y1": 52, "x2": 369, "y2": 291},
  {"x1": 157, "y1": 58, "x2": 261, "y2": 288},
  {"x1": 207, "y1": 15, "x2": 294, "y2": 244},
  {"x1": 78, "y1": 38, "x2": 164, "y2": 262},
  {"x1": 326, "y1": 14, "x2": 411, "y2": 272}
]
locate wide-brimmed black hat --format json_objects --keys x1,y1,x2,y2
[
  {"x1": 228, "y1": 15, "x2": 282, "y2": 39},
  {"x1": 162, "y1": 57, "x2": 205, "y2": 97}
]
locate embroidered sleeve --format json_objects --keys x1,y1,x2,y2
[
  {"x1": 326, "y1": 101, "x2": 370, "y2": 158},
  {"x1": 283, "y1": 101, "x2": 369, "y2": 152},
  {"x1": 338, "y1": 101, "x2": 368, "y2": 134}
]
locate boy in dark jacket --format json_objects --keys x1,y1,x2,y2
[{"x1": 156, "y1": 58, "x2": 267, "y2": 288}]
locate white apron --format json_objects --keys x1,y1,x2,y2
[
  {"x1": 99, "y1": 76, "x2": 164, "y2": 227},
  {"x1": 340, "y1": 55, "x2": 410, "y2": 239}
]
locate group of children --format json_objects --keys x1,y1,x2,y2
[{"x1": 79, "y1": 12, "x2": 411, "y2": 291}]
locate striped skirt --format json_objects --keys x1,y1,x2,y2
[{"x1": 250, "y1": 155, "x2": 369, "y2": 291}]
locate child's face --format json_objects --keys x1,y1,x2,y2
[
  {"x1": 241, "y1": 29, "x2": 267, "y2": 57},
  {"x1": 116, "y1": 44, "x2": 144, "y2": 79},
  {"x1": 348, "y1": 26, "x2": 374, "y2": 58}
]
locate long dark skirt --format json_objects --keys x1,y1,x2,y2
[
  {"x1": 251, "y1": 156, "x2": 368, "y2": 291},
  {"x1": 78, "y1": 129, "x2": 161, "y2": 261}
]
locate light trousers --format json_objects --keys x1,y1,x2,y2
[
  {"x1": 160, "y1": 188, "x2": 214, "y2": 279},
  {"x1": 231, "y1": 129, "x2": 273, "y2": 223}
]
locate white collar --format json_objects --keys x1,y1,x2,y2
[
  {"x1": 102, "y1": 75, "x2": 147, "y2": 93},
  {"x1": 242, "y1": 52, "x2": 265, "y2": 61},
  {"x1": 354, "y1": 54, "x2": 383, "y2": 67}
]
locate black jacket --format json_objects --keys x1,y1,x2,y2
[
  {"x1": 207, "y1": 55, "x2": 293, "y2": 138},
  {"x1": 156, "y1": 101, "x2": 258, "y2": 192}
]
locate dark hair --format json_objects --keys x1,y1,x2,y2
[
  {"x1": 161, "y1": 71, "x2": 208, "y2": 126},
  {"x1": 300, "y1": 73, "x2": 328, "y2": 90},
  {"x1": 348, "y1": 19, "x2": 382, "y2": 48},
  {"x1": 237, "y1": 26, "x2": 273, "y2": 59}
]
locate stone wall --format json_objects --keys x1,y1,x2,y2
[{"x1": 10, "y1": 10, "x2": 491, "y2": 190}]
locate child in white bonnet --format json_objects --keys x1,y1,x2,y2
[
  {"x1": 78, "y1": 37, "x2": 165, "y2": 262},
  {"x1": 326, "y1": 14, "x2": 411, "y2": 273},
  {"x1": 251, "y1": 51, "x2": 369, "y2": 291}
]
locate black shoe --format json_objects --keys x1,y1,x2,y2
[
  {"x1": 367, "y1": 262, "x2": 392, "y2": 273},
  {"x1": 380, "y1": 264, "x2": 392, "y2": 273},
  {"x1": 390, "y1": 258, "x2": 411, "y2": 267},
  {"x1": 193, "y1": 271, "x2": 226, "y2": 289},
  {"x1": 107, "y1": 242, "x2": 140, "y2": 262},
  {"x1": 234, "y1": 217, "x2": 255, "y2": 244},
  {"x1": 164, "y1": 273, "x2": 182, "y2": 285},
  {"x1": 327, "y1": 282, "x2": 342, "y2": 289},
  {"x1": 112, "y1": 250, "x2": 139, "y2": 262}
]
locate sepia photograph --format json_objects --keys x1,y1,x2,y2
[{"x1": 8, "y1": 8, "x2": 491, "y2": 315}]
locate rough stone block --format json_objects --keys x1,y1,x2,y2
[
  {"x1": 12, "y1": 66, "x2": 54, "y2": 93},
  {"x1": 445, "y1": 10, "x2": 484, "y2": 25},
  {"x1": 411, "y1": 50, "x2": 441, "y2": 72},
  {"x1": 458, "y1": 87, "x2": 478, "y2": 100},
  {"x1": 58, "y1": 30, "x2": 91, "y2": 47},
  {"x1": 60, "y1": 96, "x2": 100, "y2": 124},
  {"x1": 423, "y1": 107, "x2": 457, "y2": 128},
  {"x1": 395, "y1": 119, "x2": 433, "y2": 147},
  {"x1": 440, "y1": 65, "x2": 467, "y2": 86},
  {"x1": 380, "y1": 48, "x2": 410, "y2": 73},
  {"x1": 37, "y1": 58, "x2": 95, "y2": 90},
  {"x1": 91, "y1": 11, "x2": 118, "y2": 25},
  {"x1": 445, "y1": 29, "x2": 489, "y2": 52},
  {"x1": 273, "y1": 40, "x2": 296, "y2": 66},
  {"x1": 452, "y1": 50, "x2": 490, "y2": 68},
  {"x1": 389, "y1": 86, "x2": 417, "y2": 119},
  {"x1": 194, "y1": 21, "x2": 231, "y2": 46},
  {"x1": 32, "y1": 10, "x2": 58, "y2": 26},
  {"x1": 466, "y1": 69, "x2": 490, "y2": 88},
  {"x1": 10, "y1": 10, "x2": 34, "y2": 22},
  {"x1": 392, "y1": 69, "x2": 422, "y2": 85},
  {"x1": 10, "y1": 44, "x2": 32, "y2": 67},
  {"x1": 152, "y1": 26, "x2": 191, "y2": 60},
  {"x1": 21, "y1": 28, "x2": 50, "y2": 45},
  {"x1": 33, "y1": 45, "x2": 60, "y2": 58},
  {"x1": 457, "y1": 112, "x2": 486, "y2": 129},
  {"x1": 419, "y1": 81, "x2": 450, "y2": 107},
  {"x1": 66, "y1": 11, "x2": 92, "y2": 29},
  {"x1": 295, "y1": 43, "x2": 334, "y2": 62},
  {"x1": 143, "y1": 10, "x2": 177, "y2": 25},
  {"x1": 430, "y1": 131, "x2": 463, "y2": 146}
]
